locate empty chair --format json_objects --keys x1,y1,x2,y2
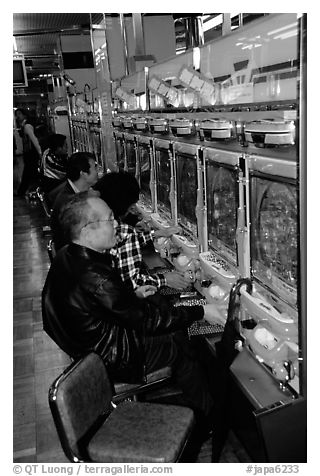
[{"x1": 49, "y1": 352, "x2": 194, "y2": 463}]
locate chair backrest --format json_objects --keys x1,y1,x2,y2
[{"x1": 49, "y1": 352, "x2": 113, "y2": 462}]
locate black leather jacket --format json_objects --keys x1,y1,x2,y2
[{"x1": 42, "y1": 243, "x2": 204, "y2": 383}]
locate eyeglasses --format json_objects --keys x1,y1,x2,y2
[{"x1": 81, "y1": 216, "x2": 115, "y2": 230}]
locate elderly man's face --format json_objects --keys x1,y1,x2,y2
[{"x1": 82, "y1": 198, "x2": 117, "y2": 252}]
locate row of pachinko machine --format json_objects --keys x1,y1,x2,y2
[
  {"x1": 112, "y1": 112, "x2": 301, "y2": 401},
  {"x1": 70, "y1": 113, "x2": 104, "y2": 177}
]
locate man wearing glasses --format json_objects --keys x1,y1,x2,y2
[
  {"x1": 49, "y1": 152, "x2": 99, "y2": 250},
  {"x1": 42, "y1": 192, "x2": 224, "y2": 439}
]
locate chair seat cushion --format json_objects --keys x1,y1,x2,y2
[{"x1": 87, "y1": 401, "x2": 194, "y2": 463}]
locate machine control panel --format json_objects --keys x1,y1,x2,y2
[
  {"x1": 150, "y1": 212, "x2": 171, "y2": 229},
  {"x1": 240, "y1": 290, "x2": 294, "y2": 324},
  {"x1": 199, "y1": 251, "x2": 236, "y2": 279}
]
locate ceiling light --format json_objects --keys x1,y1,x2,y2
[
  {"x1": 267, "y1": 22, "x2": 297, "y2": 36},
  {"x1": 274, "y1": 29, "x2": 298, "y2": 40},
  {"x1": 203, "y1": 14, "x2": 223, "y2": 32}
]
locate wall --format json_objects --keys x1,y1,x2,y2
[
  {"x1": 59, "y1": 34, "x2": 97, "y2": 94},
  {"x1": 143, "y1": 15, "x2": 176, "y2": 63},
  {"x1": 104, "y1": 15, "x2": 176, "y2": 81}
]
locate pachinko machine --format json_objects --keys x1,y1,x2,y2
[
  {"x1": 172, "y1": 142, "x2": 203, "y2": 254},
  {"x1": 123, "y1": 132, "x2": 138, "y2": 178},
  {"x1": 169, "y1": 117, "x2": 196, "y2": 137},
  {"x1": 197, "y1": 147, "x2": 242, "y2": 316},
  {"x1": 244, "y1": 120, "x2": 296, "y2": 148},
  {"x1": 150, "y1": 138, "x2": 174, "y2": 228},
  {"x1": 132, "y1": 115, "x2": 149, "y2": 132},
  {"x1": 112, "y1": 115, "x2": 123, "y2": 129},
  {"x1": 167, "y1": 142, "x2": 205, "y2": 281},
  {"x1": 88, "y1": 116, "x2": 104, "y2": 176},
  {"x1": 113, "y1": 131, "x2": 125, "y2": 171},
  {"x1": 135, "y1": 135, "x2": 156, "y2": 220},
  {"x1": 199, "y1": 118, "x2": 237, "y2": 142},
  {"x1": 149, "y1": 117, "x2": 169, "y2": 135},
  {"x1": 149, "y1": 138, "x2": 181, "y2": 260},
  {"x1": 71, "y1": 116, "x2": 90, "y2": 152},
  {"x1": 238, "y1": 150, "x2": 300, "y2": 395}
]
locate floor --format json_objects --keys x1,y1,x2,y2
[{"x1": 12, "y1": 155, "x2": 252, "y2": 463}]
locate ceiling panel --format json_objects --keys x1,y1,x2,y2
[
  {"x1": 13, "y1": 13, "x2": 103, "y2": 78},
  {"x1": 15, "y1": 33, "x2": 60, "y2": 56},
  {"x1": 13, "y1": 13, "x2": 93, "y2": 33}
]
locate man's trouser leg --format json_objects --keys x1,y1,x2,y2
[{"x1": 144, "y1": 332, "x2": 214, "y2": 423}]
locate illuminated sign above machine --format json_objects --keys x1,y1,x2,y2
[
  {"x1": 115, "y1": 87, "x2": 136, "y2": 107},
  {"x1": 148, "y1": 76, "x2": 179, "y2": 106},
  {"x1": 178, "y1": 65, "x2": 218, "y2": 105}
]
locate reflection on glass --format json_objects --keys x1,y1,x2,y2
[
  {"x1": 251, "y1": 179, "x2": 298, "y2": 292},
  {"x1": 176, "y1": 155, "x2": 197, "y2": 225},
  {"x1": 156, "y1": 149, "x2": 171, "y2": 211},
  {"x1": 139, "y1": 146, "x2": 151, "y2": 199},
  {"x1": 206, "y1": 164, "x2": 237, "y2": 256}
]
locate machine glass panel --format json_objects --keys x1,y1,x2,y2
[
  {"x1": 92, "y1": 130, "x2": 103, "y2": 174},
  {"x1": 250, "y1": 175, "x2": 298, "y2": 307},
  {"x1": 115, "y1": 136, "x2": 125, "y2": 170},
  {"x1": 138, "y1": 144, "x2": 152, "y2": 206},
  {"x1": 125, "y1": 139, "x2": 137, "y2": 176},
  {"x1": 176, "y1": 153, "x2": 198, "y2": 236},
  {"x1": 155, "y1": 148, "x2": 172, "y2": 215},
  {"x1": 206, "y1": 163, "x2": 238, "y2": 265}
]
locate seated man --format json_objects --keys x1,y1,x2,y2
[
  {"x1": 95, "y1": 171, "x2": 189, "y2": 291},
  {"x1": 39, "y1": 133, "x2": 69, "y2": 194},
  {"x1": 94, "y1": 170, "x2": 143, "y2": 227},
  {"x1": 50, "y1": 152, "x2": 99, "y2": 250},
  {"x1": 42, "y1": 192, "x2": 225, "y2": 430}
]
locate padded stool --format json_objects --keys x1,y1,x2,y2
[{"x1": 88, "y1": 401, "x2": 194, "y2": 463}]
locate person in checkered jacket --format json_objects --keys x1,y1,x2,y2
[{"x1": 94, "y1": 171, "x2": 190, "y2": 292}]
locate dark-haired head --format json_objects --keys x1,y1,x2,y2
[
  {"x1": 66, "y1": 152, "x2": 96, "y2": 181},
  {"x1": 15, "y1": 108, "x2": 30, "y2": 125},
  {"x1": 94, "y1": 171, "x2": 140, "y2": 219},
  {"x1": 47, "y1": 133, "x2": 67, "y2": 153},
  {"x1": 15, "y1": 108, "x2": 28, "y2": 118}
]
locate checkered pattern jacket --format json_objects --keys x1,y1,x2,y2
[{"x1": 109, "y1": 223, "x2": 166, "y2": 290}]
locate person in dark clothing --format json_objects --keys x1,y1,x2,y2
[
  {"x1": 40, "y1": 133, "x2": 68, "y2": 194},
  {"x1": 42, "y1": 192, "x2": 224, "y2": 430},
  {"x1": 49, "y1": 152, "x2": 99, "y2": 250},
  {"x1": 34, "y1": 122, "x2": 51, "y2": 153},
  {"x1": 95, "y1": 171, "x2": 189, "y2": 291},
  {"x1": 94, "y1": 171, "x2": 141, "y2": 226},
  {"x1": 15, "y1": 108, "x2": 42, "y2": 196}
]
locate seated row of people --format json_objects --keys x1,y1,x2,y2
[
  {"x1": 49, "y1": 152, "x2": 190, "y2": 292},
  {"x1": 42, "y1": 153, "x2": 226, "y2": 447},
  {"x1": 42, "y1": 190, "x2": 225, "y2": 444}
]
